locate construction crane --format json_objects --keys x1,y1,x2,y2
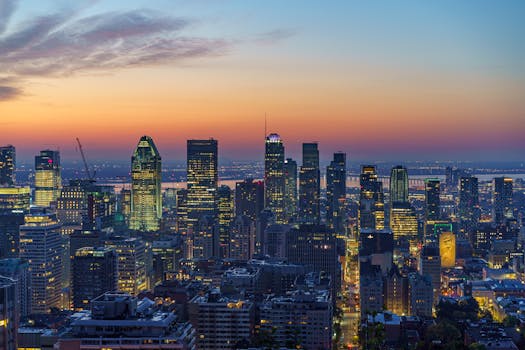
[{"x1": 76, "y1": 137, "x2": 95, "y2": 182}]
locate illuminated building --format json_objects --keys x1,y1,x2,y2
[
  {"x1": 384, "y1": 265, "x2": 408, "y2": 316},
  {"x1": 424, "y1": 178, "x2": 440, "y2": 222},
  {"x1": 71, "y1": 247, "x2": 117, "y2": 310},
  {"x1": 0, "y1": 258, "x2": 31, "y2": 317},
  {"x1": 0, "y1": 145, "x2": 15, "y2": 186},
  {"x1": 56, "y1": 180, "x2": 89, "y2": 235},
  {"x1": 264, "y1": 133, "x2": 285, "y2": 223},
  {"x1": 0, "y1": 211, "x2": 25, "y2": 259},
  {"x1": 459, "y1": 176, "x2": 480, "y2": 235},
  {"x1": 326, "y1": 152, "x2": 346, "y2": 232},
  {"x1": 129, "y1": 136, "x2": 162, "y2": 232},
  {"x1": 0, "y1": 186, "x2": 30, "y2": 211},
  {"x1": 187, "y1": 139, "x2": 218, "y2": 230},
  {"x1": 192, "y1": 215, "x2": 216, "y2": 259},
  {"x1": 34, "y1": 150, "x2": 62, "y2": 207},
  {"x1": 151, "y1": 238, "x2": 181, "y2": 286},
  {"x1": 0, "y1": 276, "x2": 17, "y2": 350},
  {"x1": 439, "y1": 231, "x2": 456, "y2": 268},
  {"x1": 118, "y1": 188, "x2": 131, "y2": 225},
  {"x1": 493, "y1": 177, "x2": 513, "y2": 225},
  {"x1": 262, "y1": 223, "x2": 290, "y2": 258},
  {"x1": 408, "y1": 272, "x2": 433, "y2": 318},
  {"x1": 299, "y1": 143, "x2": 320, "y2": 224},
  {"x1": 418, "y1": 244, "x2": 441, "y2": 305},
  {"x1": 19, "y1": 209, "x2": 63, "y2": 313},
  {"x1": 189, "y1": 290, "x2": 254, "y2": 350},
  {"x1": 235, "y1": 178, "x2": 264, "y2": 223},
  {"x1": 424, "y1": 221, "x2": 452, "y2": 245},
  {"x1": 390, "y1": 165, "x2": 409, "y2": 204},
  {"x1": 359, "y1": 165, "x2": 385, "y2": 231},
  {"x1": 389, "y1": 202, "x2": 418, "y2": 242},
  {"x1": 229, "y1": 215, "x2": 256, "y2": 260},
  {"x1": 105, "y1": 237, "x2": 147, "y2": 296},
  {"x1": 217, "y1": 185, "x2": 234, "y2": 258},
  {"x1": 175, "y1": 188, "x2": 188, "y2": 233},
  {"x1": 283, "y1": 158, "x2": 297, "y2": 221}
]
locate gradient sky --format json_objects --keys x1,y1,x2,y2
[{"x1": 1, "y1": 0, "x2": 524, "y2": 163}]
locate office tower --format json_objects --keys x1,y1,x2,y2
[
  {"x1": 286, "y1": 224, "x2": 341, "y2": 294},
  {"x1": 187, "y1": 139, "x2": 218, "y2": 231},
  {"x1": 57, "y1": 292, "x2": 195, "y2": 350},
  {"x1": 0, "y1": 145, "x2": 15, "y2": 186},
  {"x1": 424, "y1": 178, "x2": 440, "y2": 222},
  {"x1": 384, "y1": 265, "x2": 408, "y2": 316},
  {"x1": 71, "y1": 247, "x2": 117, "y2": 310},
  {"x1": 439, "y1": 232, "x2": 456, "y2": 268},
  {"x1": 152, "y1": 238, "x2": 181, "y2": 286},
  {"x1": 264, "y1": 133, "x2": 285, "y2": 223},
  {"x1": 0, "y1": 259, "x2": 31, "y2": 317},
  {"x1": 129, "y1": 136, "x2": 162, "y2": 232},
  {"x1": 192, "y1": 216, "x2": 216, "y2": 259},
  {"x1": 235, "y1": 179, "x2": 264, "y2": 223},
  {"x1": 459, "y1": 176, "x2": 480, "y2": 235},
  {"x1": 0, "y1": 187, "x2": 30, "y2": 212},
  {"x1": 105, "y1": 238, "x2": 147, "y2": 296},
  {"x1": 259, "y1": 290, "x2": 332, "y2": 349},
  {"x1": 189, "y1": 291, "x2": 255, "y2": 350},
  {"x1": 263, "y1": 224, "x2": 290, "y2": 258},
  {"x1": 19, "y1": 209, "x2": 62, "y2": 313},
  {"x1": 118, "y1": 188, "x2": 132, "y2": 224},
  {"x1": 56, "y1": 180, "x2": 89, "y2": 235},
  {"x1": 34, "y1": 150, "x2": 61, "y2": 207},
  {"x1": 493, "y1": 177, "x2": 513, "y2": 225},
  {"x1": 390, "y1": 203, "x2": 418, "y2": 242},
  {"x1": 299, "y1": 143, "x2": 320, "y2": 224},
  {"x1": 0, "y1": 276, "x2": 17, "y2": 350},
  {"x1": 229, "y1": 215, "x2": 256, "y2": 260},
  {"x1": 359, "y1": 229, "x2": 394, "y2": 275},
  {"x1": 359, "y1": 165, "x2": 385, "y2": 231},
  {"x1": 407, "y1": 272, "x2": 433, "y2": 318},
  {"x1": 359, "y1": 262, "x2": 384, "y2": 317},
  {"x1": 418, "y1": 245, "x2": 441, "y2": 305},
  {"x1": 283, "y1": 158, "x2": 297, "y2": 221},
  {"x1": 217, "y1": 185, "x2": 233, "y2": 258},
  {"x1": 326, "y1": 152, "x2": 346, "y2": 232},
  {"x1": 0, "y1": 211, "x2": 25, "y2": 259},
  {"x1": 390, "y1": 165, "x2": 409, "y2": 204}
]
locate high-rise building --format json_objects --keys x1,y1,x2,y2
[
  {"x1": 264, "y1": 134, "x2": 285, "y2": 223},
  {"x1": 105, "y1": 238, "x2": 147, "y2": 296},
  {"x1": 299, "y1": 143, "x2": 320, "y2": 224},
  {"x1": 0, "y1": 258, "x2": 31, "y2": 317},
  {"x1": 283, "y1": 158, "x2": 297, "y2": 221},
  {"x1": 34, "y1": 150, "x2": 61, "y2": 207},
  {"x1": 390, "y1": 166, "x2": 409, "y2": 204},
  {"x1": 0, "y1": 276, "x2": 17, "y2": 350},
  {"x1": 326, "y1": 152, "x2": 346, "y2": 232},
  {"x1": 217, "y1": 185, "x2": 234, "y2": 258},
  {"x1": 19, "y1": 209, "x2": 63, "y2": 313},
  {"x1": 493, "y1": 177, "x2": 513, "y2": 225},
  {"x1": 407, "y1": 272, "x2": 433, "y2": 318},
  {"x1": 418, "y1": 244, "x2": 441, "y2": 305},
  {"x1": 384, "y1": 266, "x2": 408, "y2": 316},
  {"x1": 235, "y1": 179, "x2": 264, "y2": 223},
  {"x1": 192, "y1": 215, "x2": 216, "y2": 259},
  {"x1": 229, "y1": 215, "x2": 256, "y2": 260},
  {"x1": 389, "y1": 203, "x2": 418, "y2": 243},
  {"x1": 187, "y1": 139, "x2": 218, "y2": 230},
  {"x1": 0, "y1": 187, "x2": 30, "y2": 211},
  {"x1": 359, "y1": 165, "x2": 385, "y2": 231},
  {"x1": 0, "y1": 145, "x2": 15, "y2": 186},
  {"x1": 71, "y1": 247, "x2": 117, "y2": 310},
  {"x1": 424, "y1": 179, "x2": 440, "y2": 222},
  {"x1": 459, "y1": 176, "x2": 480, "y2": 235},
  {"x1": 439, "y1": 232, "x2": 456, "y2": 268},
  {"x1": 129, "y1": 136, "x2": 162, "y2": 232},
  {"x1": 0, "y1": 211, "x2": 25, "y2": 259}
]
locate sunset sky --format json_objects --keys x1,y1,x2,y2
[{"x1": 1, "y1": 0, "x2": 524, "y2": 163}]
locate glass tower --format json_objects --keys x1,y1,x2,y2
[
  {"x1": 299, "y1": 143, "x2": 320, "y2": 224},
  {"x1": 129, "y1": 136, "x2": 162, "y2": 232},
  {"x1": 0, "y1": 145, "x2": 15, "y2": 186},
  {"x1": 283, "y1": 158, "x2": 298, "y2": 221},
  {"x1": 264, "y1": 134, "x2": 285, "y2": 223},
  {"x1": 34, "y1": 150, "x2": 61, "y2": 207},
  {"x1": 493, "y1": 177, "x2": 513, "y2": 225},
  {"x1": 389, "y1": 165, "x2": 409, "y2": 204},
  {"x1": 326, "y1": 152, "x2": 346, "y2": 232}
]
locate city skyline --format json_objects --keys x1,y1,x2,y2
[{"x1": 1, "y1": 0, "x2": 524, "y2": 162}]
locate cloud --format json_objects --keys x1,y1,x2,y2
[
  {"x1": 0, "y1": 4, "x2": 229, "y2": 101},
  {"x1": 254, "y1": 29, "x2": 295, "y2": 45},
  {"x1": 0, "y1": 0, "x2": 17, "y2": 34}
]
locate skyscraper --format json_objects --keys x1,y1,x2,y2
[
  {"x1": 0, "y1": 145, "x2": 15, "y2": 186},
  {"x1": 229, "y1": 215, "x2": 256, "y2": 260},
  {"x1": 19, "y1": 209, "x2": 63, "y2": 313},
  {"x1": 105, "y1": 237, "x2": 147, "y2": 296},
  {"x1": 34, "y1": 150, "x2": 61, "y2": 207},
  {"x1": 72, "y1": 247, "x2": 117, "y2": 310},
  {"x1": 217, "y1": 185, "x2": 234, "y2": 258},
  {"x1": 0, "y1": 276, "x2": 17, "y2": 350},
  {"x1": 326, "y1": 152, "x2": 346, "y2": 232},
  {"x1": 283, "y1": 158, "x2": 297, "y2": 221},
  {"x1": 493, "y1": 177, "x2": 513, "y2": 225},
  {"x1": 264, "y1": 134, "x2": 285, "y2": 223},
  {"x1": 129, "y1": 136, "x2": 162, "y2": 232},
  {"x1": 299, "y1": 143, "x2": 320, "y2": 224},
  {"x1": 359, "y1": 165, "x2": 384, "y2": 231},
  {"x1": 424, "y1": 178, "x2": 440, "y2": 222},
  {"x1": 389, "y1": 165, "x2": 409, "y2": 204},
  {"x1": 187, "y1": 139, "x2": 218, "y2": 230},
  {"x1": 418, "y1": 244, "x2": 441, "y2": 305},
  {"x1": 235, "y1": 179, "x2": 264, "y2": 223},
  {"x1": 459, "y1": 176, "x2": 480, "y2": 235}
]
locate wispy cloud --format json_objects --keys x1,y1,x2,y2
[
  {"x1": 254, "y1": 29, "x2": 295, "y2": 45},
  {"x1": 0, "y1": 2, "x2": 229, "y2": 101}
]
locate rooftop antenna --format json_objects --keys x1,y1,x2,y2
[{"x1": 264, "y1": 112, "x2": 267, "y2": 139}]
